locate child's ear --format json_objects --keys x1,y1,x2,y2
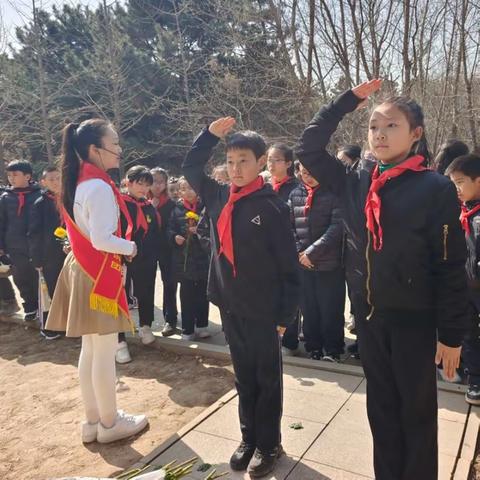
[
  {"x1": 412, "y1": 126, "x2": 423, "y2": 142},
  {"x1": 257, "y1": 154, "x2": 267, "y2": 169}
]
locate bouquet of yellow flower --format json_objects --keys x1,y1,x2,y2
[
  {"x1": 54, "y1": 226, "x2": 70, "y2": 252},
  {"x1": 183, "y1": 210, "x2": 201, "y2": 272}
]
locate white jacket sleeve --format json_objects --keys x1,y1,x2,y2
[{"x1": 84, "y1": 182, "x2": 135, "y2": 256}]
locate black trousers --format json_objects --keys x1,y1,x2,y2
[
  {"x1": 463, "y1": 308, "x2": 480, "y2": 385},
  {"x1": 281, "y1": 311, "x2": 301, "y2": 350},
  {"x1": 130, "y1": 260, "x2": 157, "y2": 327},
  {"x1": 300, "y1": 268, "x2": 345, "y2": 354},
  {"x1": 356, "y1": 311, "x2": 438, "y2": 480},
  {"x1": 0, "y1": 277, "x2": 16, "y2": 301},
  {"x1": 159, "y1": 259, "x2": 178, "y2": 325},
  {"x1": 222, "y1": 311, "x2": 283, "y2": 452},
  {"x1": 41, "y1": 259, "x2": 64, "y2": 331},
  {"x1": 179, "y1": 279, "x2": 209, "y2": 335},
  {"x1": 10, "y1": 252, "x2": 38, "y2": 313}
]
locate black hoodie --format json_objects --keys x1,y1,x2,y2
[
  {"x1": 0, "y1": 184, "x2": 42, "y2": 254},
  {"x1": 182, "y1": 129, "x2": 300, "y2": 327}
]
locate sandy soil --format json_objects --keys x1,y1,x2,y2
[{"x1": 0, "y1": 321, "x2": 234, "y2": 480}]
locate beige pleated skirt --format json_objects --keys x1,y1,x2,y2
[{"x1": 46, "y1": 252, "x2": 132, "y2": 337}]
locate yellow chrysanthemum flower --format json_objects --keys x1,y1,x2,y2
[
  {"x1": 54, "y1": 227, "x2": 68, "y2": 239},
  {"x1": 185, "y1": 211, "x2": 200, "y2": 222}
]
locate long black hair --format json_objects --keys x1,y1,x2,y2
[
  {"x1": 61, "y1": 119, "x2": 111, "y2": 216},
  {"x1": 434, "y1": 140, "x2": 469, "y2": 175}
]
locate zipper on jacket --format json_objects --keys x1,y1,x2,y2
[
  {"x1": 443, "y1": 224, "x2": 449, "y2": 261},
  {"x1": 365, "y1": 230, "x2": 375, "y2": 320}
]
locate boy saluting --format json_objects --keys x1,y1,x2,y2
[{"x1": 182, "y1": 117, "x2": 300, "y2": 478}]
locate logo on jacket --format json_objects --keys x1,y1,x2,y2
[{"x1": 251, "y1": 215, "x2": 261, "y2": 225}]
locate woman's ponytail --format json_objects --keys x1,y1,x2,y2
[{"x1": 61, "y1": 122, "x2": 80, "y2": 217}]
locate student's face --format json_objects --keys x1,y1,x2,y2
[
  {"x1": 150, "y1": 173, "x2": 167, "y2": 197},
  {"x1": 179, "y1": 181, "x2": 197, "y2": 203},
  {"x1": 212, "y1": 167, "x2": 229, "y2": 184},
  {"x1": 300, "y1": 165, "x2": 319, "y2": 188},
  {"x1": 449, "y1": 172, "x2": 480, "y2": 203},
  {"x1": 89, "y1": 127, "x2": 122, "y2": 170},
  {"x1": 168, "y1": 183, "x2": 179, "y2": 200},
  {"x1": 128, "y1": 180, "x2": 151, "y2": 199},
  {"x1": 42, "y1": 171, "x2": 61, "y2": 194},
  {"x1": 7, "y1": 171, "x2": 31, "y2": 188},
  {"x1": 368, "y1": 104, "x2": 422, "y2": 165},
  {"x1": 267, "y1": 148, "x2": 291, "y2": 181},
  {"x1": 226, "y1": 149, "x2": 266, "y2": 187}
]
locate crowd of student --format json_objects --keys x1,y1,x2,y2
[{"x1": 0, "y1": 79, "x2": 480, "y2": 478}]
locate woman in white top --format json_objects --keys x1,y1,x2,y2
[{"x1": 46, "y1": 119, "x2": 148, "y2": 444}]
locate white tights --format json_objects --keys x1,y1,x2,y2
[{"x1": 78, "y1": 333, "x2": 118, "y2": 428}]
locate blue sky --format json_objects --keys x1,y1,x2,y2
[{"x1": 0, "y1": 0, "x2": 112, "y2": 49}]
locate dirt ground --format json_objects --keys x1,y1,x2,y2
[{"x1": 0, "y1": 320, "x2": 234, "y2": 480}]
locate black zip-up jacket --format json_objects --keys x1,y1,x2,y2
[
  {"x1": 28, "y1": 191, "x2": 66, "y2": 269},
  {"x1": 289, "y1": 183, "x2": 344, "y2": 271},
  {"x1": 296, "y1": 90, "x2": 470, "y2": 347},
  {"x1": 120, "y1": 195, "x2": 160, "y2": 265},
  {"x1": 182, "y1": 128, "x2": 300, "y2": 327},
  {"x1": 463, "y1": 201, "x2": 480, "y2": 311},
  {"x1": 0, "y1": 184, "x2": 42, "y2": 255},
  {"x1": 156, "y1": 198, "x2": 176, "y2": 265},
  {"x1": 276, "y1": 177, "x2": 299, "y2": 203},
  {"x1": 167, "y1": 200, "x2": 210, "y2": 282}
]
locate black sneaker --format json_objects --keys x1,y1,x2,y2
[
  {"x1": 161, "y1": 322, "x2": 177, "y2": 337},
  {"x1": 247, "y1": 445, "x2": 284, "y2": 478},
  {"x1": 310, "y1": 350, "x2": 323, "y2": 360},
  {"x1": 466, "y1": 384, "x2": 480, "y2": 405},
  {"x1": 24, "y1": 311, "x2": 38, "y2": 322},
  {"x1": 229, "y1": 441, "x2": 256, "y2": 471},
  {"x1": 40, "y1": 330, "x2": 62, "y2": 341}
]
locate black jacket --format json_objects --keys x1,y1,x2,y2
[
  {"x1": 28, "y1": 191, "x2": 66, "y2": 269},
  {"x1": 156, "y1": 198, "x2": 176, "y2": 265},
  {"x1": 182, "y1": 128, "x2": 300, "y2": 327},
  {"x1": 289, "y1": 183, "x2": 344, "y2": 271},
  {"x1": 120, "y1": 195, "x2": 161, "y2": 265},
  {"x1": 0, "y1": 184, "x2": 42, "y2": 255},
  {"x1": 296, "y1": 90, "x2": 470, "y2": 347},
  {"x1": 463, "y1": 201, "x2": 480, "y2": 311},
  {"x1": 167, "y1": 200, "x2": 210, "y2": 282},
  {"x1": 276, "y1": 177, "x2": 299, "y2": 203}
]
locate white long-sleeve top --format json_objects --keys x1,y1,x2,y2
[{"x1": 73, "y1": 179, "x2": 135, "y2": 256}]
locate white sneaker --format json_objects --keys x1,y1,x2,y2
[
  {"x1": 116, "y1": 341, "x2": 132, "y2": 364},
  {"x1": 281, "y1": 346, "x2": 300, "y2": 357},
  {"x1": 182, "y1": 333, "x2": 196, "y2": 341},
  {"x1": 81, "y1": 421, "x2": 98, "y2": 443},
  {"x1": 196, "y1": 327, "x2": 211, "y2": 339},
  {"x1": 139, "y1": 325, "x2": 156, "y2": 345},
  {"x1": 97, "y1": 410, "x2": 148, "y2": 444}
]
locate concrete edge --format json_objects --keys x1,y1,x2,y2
[
  {"x1": 454, "y1": 406, "x2": 480, "y2": 480},
  {"x1": 128, "y1": 388, "x2": 238, "y2": 470}
]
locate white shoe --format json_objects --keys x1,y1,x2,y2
[
  {"x1": 81, "y1": 421, "x2": 98, "y2": 443},
  {"x1": 281, "y1": 346, "x2": 300, "y2": 357},
  {"x1": 97, "y1": 410, "x2": 148, "y2": 444},
  {"x1": 182, "y1": 333, "x2": 196, "y2": 341},
  {"x1": 196, "y1": 327, "x2": 211, "y2": 339},
  {"x1": 437, "y1": 367, "x2": 462, "y2": 384},
  {"x1": 116, "y1": 341, "x2": 132, "y2": 364},
  {"x1": 139, "y1": 325, "x2": 156, "y2": 345}
]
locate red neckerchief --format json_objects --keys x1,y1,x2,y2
[
  {"x1": 11, "y1": 186, "x2": 34, "y2": 216},
  {"x1": 122, "y1": 193, "x2": 149, "y2": 236},
  {"x1": 272, "y1": 176, "x2": 291, "y2": 193},
  {"x1": 365, "y1": 155, "x2": 428, "y2": 251},
  {"x1": 461, "y1": 204, "x2": 480, "y2": 236},
  {"x1": 304, "y1": 184, "x2": 320, "y2": 215},
  {"x1": 78, "y1": 162, "x2": 133, "y2": 240},
  {"x1": 156, "y1": 192, "x2": 169, "y2": 209},
  {"x1": 183, "y1": 198, "x2": 198, "y2": 213},
  {"x1": 217, "y1": 176, "x2": 264, "y2": 275}
]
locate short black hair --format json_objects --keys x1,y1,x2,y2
[
  {"x1": 435, "y1": 140, "x2": 469, "y2": 175},
  {"x1": 446, "y1": 154, "x2": 480, "y2": 180},
  {"x1": 125, "y1": 165, "x2": 153, "y2": 185},
  {"x1": 6, "y1": 160, "x2": 33, "y2": 175},
  {"x1": 42, "y1": 165, "x2": 59, "y2": 179},
  {"x1": 338, "y1": 144, "x2": 362, "y2": 160},
  {"x1": 226, "y1": 131, "x2": 267, "y2": 160}
]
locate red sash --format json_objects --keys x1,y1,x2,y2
[{"x1": 65, "y1": 162, "x2": 133, "y2": 318}]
